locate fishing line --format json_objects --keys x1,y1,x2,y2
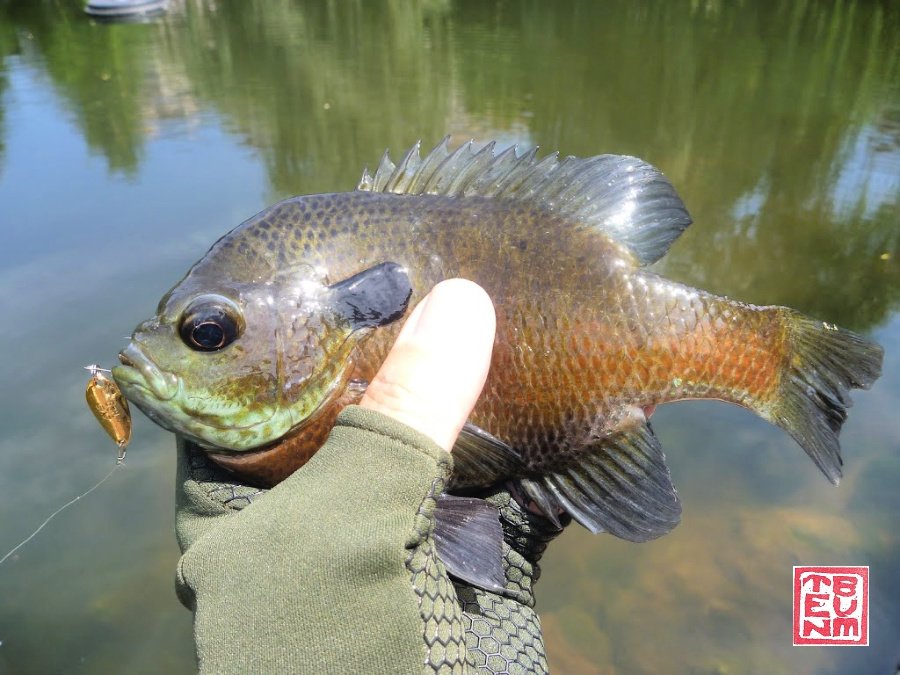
[{"x1": 0, "y1": 463, "x2": 121, "y2": 566}]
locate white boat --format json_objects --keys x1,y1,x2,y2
[{"x1": 84, "y1": 0, "x2": 169, "y2": 19}]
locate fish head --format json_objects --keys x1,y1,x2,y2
[{"x1": 112, "y1": 260, "x2": 412, "y2": 451}]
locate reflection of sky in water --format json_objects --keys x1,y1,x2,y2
[
  {"x1": 731, "y1": 121, "x2": 900, "y2": 228},
  {"x1": 830, "y1": 123, "x2": 900, "y2": 221},
  {"x1": 731, "y1": 178, "x2": 769, "y2": 223},
  {"x1": 729, "y1": 178, "x2": 769, "y2": 246}
]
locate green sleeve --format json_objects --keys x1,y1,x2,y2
[{"x1": 175, "y1": 406, "x2": 467, "y2": 674}]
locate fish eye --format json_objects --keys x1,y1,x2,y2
[{"x1": 179, "y1": 297, "x2": 243, "y2": 352}]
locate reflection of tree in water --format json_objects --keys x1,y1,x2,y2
[
  {"x1": 163, "y1": 0, "x2": 455, "y2": 196},
  {"x1": 0, "y1": 0, "x2": 157, "y2": 174},
  {"x1": 0, "y1": 5, "x2": 20, "y2": 173}
]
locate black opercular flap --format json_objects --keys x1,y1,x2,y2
[{"x1": 328, "y1": 262, "x2": 413, "y2": 330}]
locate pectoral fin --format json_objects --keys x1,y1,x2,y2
[
  {"x1": 433, "y1": 494, "x2": 506, "y2": 593},
  {"x1": 535, "y1": 421, "x2": 682, "y2": 541}
]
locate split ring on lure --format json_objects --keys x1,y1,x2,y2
[{"x1": 85, "y1": 364, "x2": 132, "y2": 463}]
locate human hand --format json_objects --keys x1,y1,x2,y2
[{"x1": 361, "y1": 279, "x2": 569, "y2": 672}]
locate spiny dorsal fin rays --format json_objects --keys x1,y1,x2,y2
[
  {"x1": 408, "y1": 137, "x2": 452, "y2": 192},
  {"x1": 444, "y1": 141, "x2": 499, "y2": 195},
  {"x1": 358, "y1": 137, "x2": 693, "y2": 266},
  {"x1": 384, "y1": 142, "x2": 421, "y2": 193}
]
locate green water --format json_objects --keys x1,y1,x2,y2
[{"x1": 0, "y1": 1, "x2": 897, "y2": 672}]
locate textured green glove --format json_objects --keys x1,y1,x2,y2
[
  {"x1": 453, "y1": 484, "x2": 569, "y2": 673},
  {"x1": 175, "y1": 406, "x2": 567, "y2": 674}
]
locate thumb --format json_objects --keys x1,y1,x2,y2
[{"x1": 359, "y1": 279, "x2": 496, "y2": 452}]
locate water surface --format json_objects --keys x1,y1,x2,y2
[{"x1": 0, "y1": 1, "x2": 898, "y2": 673}]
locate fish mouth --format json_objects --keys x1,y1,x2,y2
[{"x1": 112, "y1": 342, "x2": 179, "y2": 401}]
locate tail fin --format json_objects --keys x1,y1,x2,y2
[{"x1": 768, "y1": 313, "x2": 883, "y2": 485}]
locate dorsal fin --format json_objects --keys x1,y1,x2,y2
[{"x1": 358, "y1": 137, "x2": 692, "y2": 266}]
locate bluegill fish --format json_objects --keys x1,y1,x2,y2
[{"x1": 112, "y1": 139, "x2": 882, "y2": 548}]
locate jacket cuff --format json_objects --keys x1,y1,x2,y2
[{"x1": 332, "y1": 405, "x2": 454, "y2": 471}]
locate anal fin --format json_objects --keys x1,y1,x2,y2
[
  {"x1": 433, "y1": 494, "x2": 505, "y2": 593},
  {"x1": 538, "y1": 421, "x2": 681, "y2": 542}
]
